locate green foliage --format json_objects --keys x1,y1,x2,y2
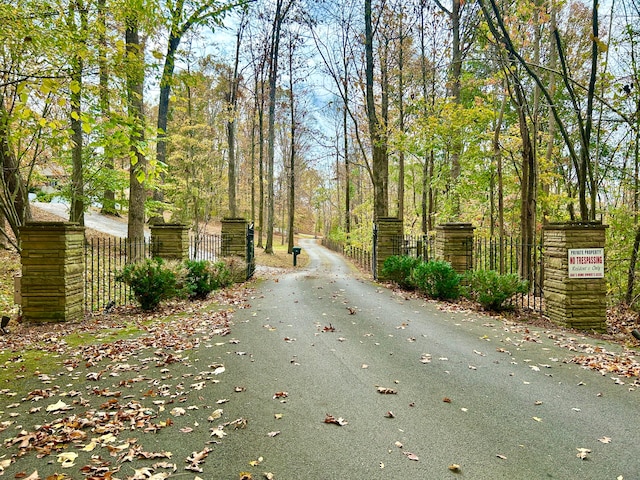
[
  {"x1": 381, "y1": 255, "x2": 421, "y2": 289},
  {"x1": 116, "y1": 258, "x2": 183, "y2": 311},
  {"x1": 463, "y1": 269, "x2": 528, "y2": 311},
  {"x1": 411, "y1": 261, "x2": 461, "y2": 300},
  {"x1": 184, "y1": 259, "x2": 232, "y2": 300}
]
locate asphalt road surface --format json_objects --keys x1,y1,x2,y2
[{"x1": 208, "y1": 238, "x2": 639, "y2": 479}]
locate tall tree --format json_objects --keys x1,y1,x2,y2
[
  {"x1": 68, "y1": 0, "x2": 88, "y2": 226},
  {"x1": 365, "y1": 0, "x2": 388, "y2": 219},
  {"x1": 125, "y1": 8, "x2": 147, "y2": 241},
  {"x1": 152, "y1": 0, "x2": 246, "y2": 223},
  {"x1": 264, "y1": 0, "x2": 294, "y2": 253}
]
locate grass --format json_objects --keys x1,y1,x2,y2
[{"x1": 254, "y1": 237, "x2": 309, "y2": 269}]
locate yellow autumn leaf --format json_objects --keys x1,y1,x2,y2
[
  {"x1": 81, "y1": 440, "x2": 97, "y2": 451},
  {"x1": 57, "y1": 451, "x2": 78, "y2": 467}
]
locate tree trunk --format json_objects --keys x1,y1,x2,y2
[
  {"x1": 0, "y1": 98, "x2": 31, "y2": 248},
  {"x1": 125, "y1": 16, "x2": 146, "y2": 242},
  {"x1": 286, "y1": 35, "x2": 296, "y2": 254},
  {"x1": 98, "y1": 0, "x2": 117, "y2": 215},
  {"x1": 365, "y1": 0, "x2": 388, "y2": 220},
  {"x1": 69, "y1": 0, "x2": 86, "y2": 226},
  {"x1": 227, "y1": 20, "x2": 244, "y2": 219},
  {"x1": 265, "y1": 0, "x2": 291, "y2": 253}
]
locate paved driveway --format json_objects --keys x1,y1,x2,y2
[{"x1": 206, "y1": 238, "x2": 639, "y2": 479}]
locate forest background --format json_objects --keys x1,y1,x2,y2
[{"x1": 1, "y1": 0, "x2": 639, "y2": 308}]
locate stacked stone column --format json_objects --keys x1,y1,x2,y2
[
  {"x1": 374, "y1": 217, "x2": 403, "y2": 280},
  {"x1": 543, "y1": 222, "x2": 607, "y2": 332},
  {"x1": 150, "y1": 224, "x2": 189, "y2": 261},
  {"x1": 19, "y1": 222, "x2": 85, "y2": 323},
  {"x1": 221, "y1": 218, "x2": 250, "y2": 282},
  {"x1": 435, "y1": 223, "x2": 475, "y2": 274}
]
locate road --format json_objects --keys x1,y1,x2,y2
[
  {"x1": 31, "y1": 201, "x2": 145, "y2": 238},
  {"x1": 207, "y1": 238, "x2": 639, "y2": 479}
]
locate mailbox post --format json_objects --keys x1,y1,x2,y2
[{"x1": 292, "y1": 246, "x2": 301, "y2": 266}]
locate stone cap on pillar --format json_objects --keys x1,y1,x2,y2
[
  {"x1": 543, "y1": 221, "x2": 608, "y2": 231},
  {"x1": 436, "y1": 222, "x2": 476, "y2": 230}
]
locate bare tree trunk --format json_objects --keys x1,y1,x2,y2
[
  {"x1": 98, "y1": 0, "x2": 117, "y2": 215},
  {"x1": 365, "y1": 0, "x2": 388, "y2": 220},
  {"x1": 286, "y1": 34, "x2": 296, "y2": 254},
  {"x1": 265, "y1": 0, "x2": 292, "y2": 253},
  {"x1": 69, "y1": 0, "x2": 86, "y2": 226},
  {"x1": 125, "y1": 16, "x2": 146, "y2": 242},
  {"x1": 227, "y1": 18, "x2": 245, "y2": 218}
]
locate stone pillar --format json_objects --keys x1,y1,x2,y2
[
  {"x1": 19, "y1": 222, "x2": 85, "y2": 323},
  {"x1": 543, "y1": 222, "x2": 608, "y2": 332},
  {"x1": 375, "y1": 217, "x2": 403, "y2": 280},
  {"x1": 435, "y1": 223, "x2": 475, "y2": 273},
  {"x1": 150, "y1": 224, "x2": 189, "y2": 261},
  {"x1": 221, "y1": 218, "x2": 250, "y2": 282}
]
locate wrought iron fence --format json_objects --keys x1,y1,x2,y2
[
  {"x1": 84, "y1": 237, "x2": 154, "y2": 313},
  {"x1": 85, "y1": 233, "x2": 223, "y2": 313},
  {"x1": 324, "y1": 233, "x2": 544, "y2": 314}
]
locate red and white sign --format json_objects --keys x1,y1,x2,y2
[{"x1": 568, "y1": 248, "x2": 604, "y2": 278}]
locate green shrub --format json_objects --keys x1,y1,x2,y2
[
  {"x1": 411, "y1": 260, "x2": 461, "y2": 300},
  {"x1": 381, "y1": 255, "x2": 421, "y2": 289},
  {"x1": 116, "y1": 258, "x2": 181, "y2": 311},
  {"x1": 184, "y1": 259, "x2": 233, "y2": 299},
  {"x1": 463, "y1": 269, "x2": 529, "y2": 311}
]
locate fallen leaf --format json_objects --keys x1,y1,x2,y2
[
  {"x1": 576, "y1": 447, "x2": 591, "y2": 460},
  {"x1": 249, "y1": 456, "x2": 264, "y2": 466},
  {"x1": 598, "y1": 436, "x2": 611, "y2": 444},
  {"x1": 443, "y1": 397, "x2": 452, "y2": 403},
  {"x1": 403, "y1": 451, "x2": 419, "y2": 461},
  {"x1": 274, "y1": 413, "x2": 283, "y2": 420},
  {"x1": 273, "y1": 391, "x2": 288, "y2": 399},
  {"x1": 267, "y1": 431, "x2": 280, "y2": 437},
  {"x1": 448, "y1": 463, "x2": 461, "y2": 472},
  {"x1": 496, "y1": 454, "x2": 507, "y2": 460},
  {"x1": 394, "y1": 441, "x2": 403, "y2": 448},
  {"x1": 385, "y1": 411, "x2": 395, "y2": 418},
  {"x1": 46, "y1": 400, "x2": 72, "y2": 412},
  {"x1": 324, "y1": 414, "x2": 348, "y2": 426},
  {"x1": 208, "y1": 409, "x2": 223, "y2": 421},
  {"x1": 532, "y1": 417, "x2": 542, "y2": 422},
  {"x1": 57, "y1": 452, "x2": 78, "y2": 468},
  {"x1": 420, "y1": 354, "x2": 432, "y2": 363},
  {"x1": 377, "y1": 387, "x2": 397, "y2": 394}
]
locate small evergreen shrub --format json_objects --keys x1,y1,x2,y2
[
  {"x1": 116, "y1": 258, "x2": 180, "y2": 311},
  {"x1": 463, "y1": 269, "x2": 529, "y2": 311},
  {"x1": 411, "y1": 260, "x2": 461, "y2": 300},
  {"x1": 381, "y1": 255, "x2": 421, "y2": 289},
  {"x1": 184, "y1": 260, "x2": 233, "y2": 300}
]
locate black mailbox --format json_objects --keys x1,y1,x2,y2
[{"x1": 292, "y1": 247, "x2": 301, "y2": 266}]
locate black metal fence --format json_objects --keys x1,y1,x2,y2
[
  {"x1": 84, "y1": 237, "x2": 154, "y2": 313},
  {"x1": 323, "y1": 233, "x2": 544, "y2": 313},
  {"x1": 85, "y1": 233, "x2": 224, "y2": 313},
  {"x1": 322, "y1": 238, "x2": 373, "y2": 273}
]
